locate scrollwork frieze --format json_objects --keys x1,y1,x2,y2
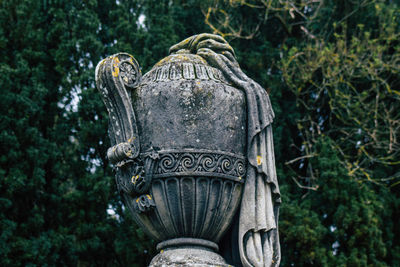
[{"x1": 142, "y1": 149, "x2": 246, "y2": 182}]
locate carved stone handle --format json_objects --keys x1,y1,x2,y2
[
  {"x1": 96, "y1": 53, "x2": 155, "y2": 200},
  {"x1": 95, "y1": 53, "x2": 142, "y2": 159},
  {"x1": 107, "y1": 142, "x2": 136, "y2": 167}
]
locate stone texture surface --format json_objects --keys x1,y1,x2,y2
[
  {"x1": 133, "y1": 53, "x2": 247, "y2": 155},
  {"x1": 149, "y1": 246, "x2": 231, "y2": 267}
]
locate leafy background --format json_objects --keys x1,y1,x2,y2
[{"x1": 0, "y1": 0, "x2": 399, "y2": 266}]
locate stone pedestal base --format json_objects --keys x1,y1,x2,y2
[{"x1": 149, "y1": 238, "x2": 231, "y2": 267}]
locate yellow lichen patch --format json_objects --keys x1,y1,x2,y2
[
  {"x1": 198, "y1": 57, "x2": 207, "y2": 64},
  {"x1": 136, "y1": 197, "x2": 140, "y2": 203},
  {"x1": 131, "y1": 175, "x2": 139, "y2": 184},
  {"x1": 112, "y1": 66, "x2": 119, "y2": 77},
  {"x1": 112, "y1": 57, "x2": 120, "y2": 77},
  {"x1": 125, "y1": 149, "x2": 132, "y2": 157},
  {"x1": 238, "y1": 176, "x2": 242, "y2": 180},
  {"x1": 155, "y1": 56, "x2": 171, "y2": 67},
  {"x1": 160, "y1": 250, "x2": 164, "y2": 254},
  {"x1": 146, "y1": 194, "x2": 152, "y2": 200},
  {"x1": 257, "y1": 155, "x2": 262, "y2": 165}
]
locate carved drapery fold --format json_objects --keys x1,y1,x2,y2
[{"x1": 170, "y1": 34, "x2": 281, "y2": 267}]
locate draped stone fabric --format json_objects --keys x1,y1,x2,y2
[{"x1": 170, "y1": 34, "x2": 281, "y2": 267}]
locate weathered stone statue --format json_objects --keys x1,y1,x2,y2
[{"x1": 95, "y1": 34, "x2": 281, "y2": 267}]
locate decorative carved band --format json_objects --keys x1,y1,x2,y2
[
  {"x1": 142, "y1": 149, "x2": 246, "y2": 182},
  {"x1": 141, "y1": 61, "x2": 230, "y2": 84}
]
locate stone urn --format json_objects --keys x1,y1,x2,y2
[
  {"x1": 95, "y1": 34, "x2": 281, "y2": 267},
  {"x1": 96, "y1": 52, "x2": 246, "y2": 265}
]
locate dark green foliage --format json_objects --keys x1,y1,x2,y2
[
  {"x1": 1, "y1": 0, "x2": 399, "y2": 266},
  {"x1": 280, "y1": 137, "x2": 389, "y2": 266}
]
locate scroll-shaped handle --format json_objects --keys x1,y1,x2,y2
[
  {"x1": 95, "y1": 53, "x2": 142, "y2": 159},
  {"x1": 107, "y1": 142, "x2": 136, "y2": 167}
]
